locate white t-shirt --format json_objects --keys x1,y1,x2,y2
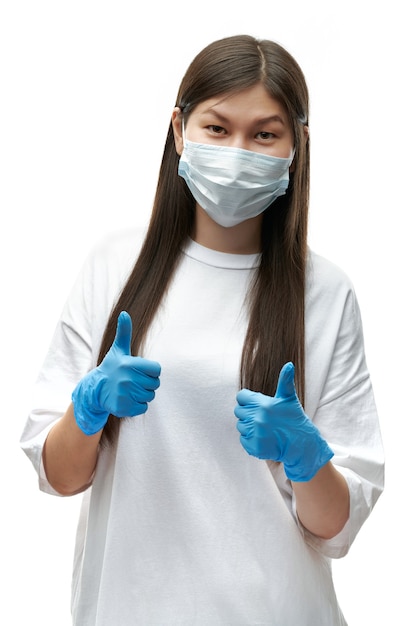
[{"x1": 21, "y1": 228, "x2": 384, "y2": 626}]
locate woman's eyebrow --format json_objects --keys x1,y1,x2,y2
[
  {"x1": 255, "y1": 115, "x2": 286, "y2": 126},
  {"x1": 200, "y1": 108, "x2": 286, "y2": 126}
]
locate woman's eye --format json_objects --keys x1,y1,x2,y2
[
  {"x1": 257, "y1": 131, "x2": 275, "y2": 140},
  {"x1": 208, "y1": 125, "x2": 226, "y2": 134}
]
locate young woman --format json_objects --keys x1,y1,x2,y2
[{"x1": 21, "y1": 34, "x2": 384, "y2": 625}]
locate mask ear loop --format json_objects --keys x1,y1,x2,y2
[{"x1": 181, "y1": 118, "x2": 187, "y2": 147}]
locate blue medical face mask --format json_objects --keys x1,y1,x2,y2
[{"x1": 178, "y1": 126, "x2": 294, "y2": 228}]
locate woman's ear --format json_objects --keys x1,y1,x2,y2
[{"x1": 172, "y1": 107, "x2": 184, "y2": 156}]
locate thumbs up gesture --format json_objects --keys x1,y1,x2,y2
[
  {"x1": 234, "y1": 362, "x2": 333, "y2": 482},
  {"x1": 72, "y1": 311, "x2": 161, "y2": 435}
]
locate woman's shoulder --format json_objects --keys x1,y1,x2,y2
[
  {"x1": 307, "y1": 249, "x2": 354, "y2": 289},
  {"x1": 73, "y1": 226, "x2": 148, "y2": 294},
  {"x1": 90, "y1": 226, "x2": 147, "y2": 260},
  {"x1": 306, "y1": 249, "x2": 357, "y2": 309},
  {"x1": 80, "y1": 226, "x2": 147, "y2": 280}
]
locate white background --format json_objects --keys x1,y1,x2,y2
[{"x1": 1, "y1": 1, "x2": 415, "y2": 624}]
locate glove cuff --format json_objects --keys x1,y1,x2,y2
[
  {"x1": 72, "y1": 371, "x2": 109, "y2": 436},
  {"x1": 284, "y1": 441, "x2": 334, "y2": 482}
]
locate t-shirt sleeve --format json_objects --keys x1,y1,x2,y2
[
  {"x1": 293, "y1": 256, "x2": 384, "y2": 558},
  {"x1": 19, "y1": 229, "x2": 140, "y2": 494}
]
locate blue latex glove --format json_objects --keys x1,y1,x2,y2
[
  {"x1": 234, "y1": 362, "x2": 333, "y2": 481},
  {"x1": 72, "y1": 311, "x2": 161, "y2": 435}
]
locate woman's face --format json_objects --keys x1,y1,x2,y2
[{"x1": 172, "y1": 82, "x2": 294, "y2": 159}]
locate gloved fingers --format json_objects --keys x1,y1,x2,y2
[
  {"x1": 131, "y1": 388, "x2": 156, "y2": 404},
  {"x1": 233, "y1": 403, "x2": 254, "y2": 422},
  {"x1": 236, "y1": 388, "x2": 261, "y2": 406},
  {"x1": 112, "y1": 311, "x2": 133, "y2": 355},
  {"x1": 239, "y1": 435, "x2": 253, "y2": 454},
  {"x1": 275, "y1": 361, "x2": 296, "y2": 399},
  {"x1": 235, "y1": 417, "x2": 253, "y2": 437},
  {"x1": 113, "y1": 400, "x2": 149, "y2": 418},
  {"x1": 114, "y1": 358, "x2": 161, "y2": 391},
  {"x1": 239, "y1": 435, "x2": 268, "y2": 459},
  {"x1": 132, "y1": 402, "x2": 149, "y2": 416},
  {"x1": 129, "y1": 370, "x2": 161, "y2": 392},
  {"x1": 112, "y1": 386, "x2": 157, "y2": 416},
  {"x1": 130, "y1": 356, "x2": 162, "y2": 379},
  {"x1": 112, "y1": 381, "x2": 157, "y2": 404}
]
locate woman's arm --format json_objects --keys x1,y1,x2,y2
[
  {"x1": 235, "y1": 361, "x2": 351, "y2": 540},
  {"x1": 292, "y1": 462, "x2": 350, "y2": 539},
  {"x1": 42, "y1": 404, "x2": 102, "y2": 496}
]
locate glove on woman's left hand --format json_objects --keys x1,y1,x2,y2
[{"x1": 234, "y1": 362, "x2": 334, "y2": 482}]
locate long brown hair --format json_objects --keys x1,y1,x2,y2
[{"x1": 98, "y1": 34, "x2": 310, "y2": 446}]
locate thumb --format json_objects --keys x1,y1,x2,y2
[
  {"x1": 275, "y1": 361, "x2": 296, "y2": 399},
  {"x1": 112, "y1": 311, "x2": 132, "y2": 355}
]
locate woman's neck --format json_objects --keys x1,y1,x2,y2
[{"x1": 192, "y1": 204, "x2": 262, "y2": 254}]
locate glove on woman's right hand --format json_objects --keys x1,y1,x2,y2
[{"x1": 72, "y1": 311, "x2": 161, "y2": 435}]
